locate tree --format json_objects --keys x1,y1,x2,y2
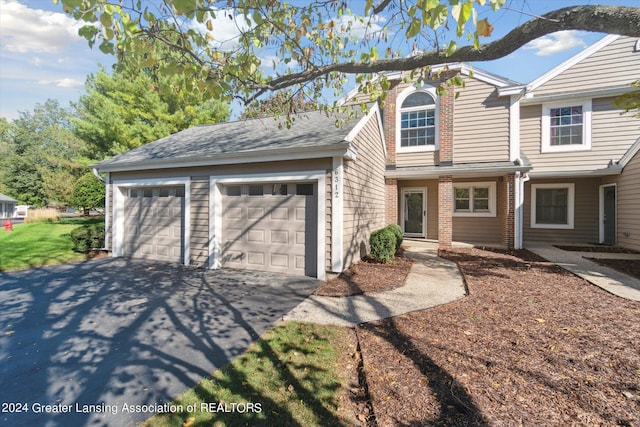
[
  {"x1": 1, "y1": 100, "x2": 89, "y2": 207},
  {"x1": 614, "y1": 80, "x2": 640, "y2": 118},
  {"x1": 59, "y1": 1, "x2": 640, "y2": 118},
  {"x1": 74, "y1": 45, "x2": 230, "y2": 157},
  {"x1": 71, "y1": 173, "x2": 105, "y2": 215},
  {"x1": 240, "y1": 91, "x2": 319, "y2": 120}
]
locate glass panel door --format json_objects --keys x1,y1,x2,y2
[{"x1": 404, "y1": 191, "x2": 424, "y2": 236}]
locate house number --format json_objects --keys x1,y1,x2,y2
[{"x1": 334, "y1": 170, "x2": 340, "y2": 198}]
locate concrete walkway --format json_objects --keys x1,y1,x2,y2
[
  {"x1": 527, "y1": 244, "x2": 640, "y2": 302},
  {"x1": 283, "y1": 241, "x2": 467, "y2": 326}
]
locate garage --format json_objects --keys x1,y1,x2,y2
[
  {"x1": 221, "y1": 182, "x2": 317, "y2": 276},
  {"x1": 123, "y1": 186, "x2": 185, "y2": 262}
]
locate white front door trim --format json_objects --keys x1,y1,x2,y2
[
  {"x1": 209, "y1": 171, "x2": 327, "y2": 280},
  {"x1": 112, "y1": 177, "x2": 191, "y2": 265},
  {"x1": 599, "y1": 183, "x2": 617, "y2": 244},
  {"x1": 401, "y1": 187, "x2": 427, "y2": 237}
]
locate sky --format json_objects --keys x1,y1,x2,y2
[{"x1": 0, "y1": 0, "x2": 637, "y2": 121}]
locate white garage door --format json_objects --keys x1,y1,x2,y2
[
  {"x1": 124, "y1": 186, "x2": 184, "y2": 262},
  {"x1": 221, "y1": 183, "x2": 317, "y2": 276}
]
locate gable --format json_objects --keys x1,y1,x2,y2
[{"x1": 531, "y1": 35, "x2": 640, "y2": 97}]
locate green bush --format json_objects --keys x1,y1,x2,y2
[
  {"x1": 385, "y1": 224, "x2": 403, "y2": 253},
  {"x1": 370, "y1": 228, "x2": 397, "y2": 263},
  {"x1": 70, "y1": 224, "x2": 105, "y2": 253}
]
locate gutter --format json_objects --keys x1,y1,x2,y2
[{"x1": 385, "y1": 164, "x2": 532, "y2": 179}]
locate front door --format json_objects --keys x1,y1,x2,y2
[
  {"x1": 403, "y1": 189, "x2": 425, "y2": 237},
  {"x1": 602, "y1": 185, "x2": 616, "y2": 245}
]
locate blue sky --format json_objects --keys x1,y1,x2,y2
[{"x1": 0, "y1": 0, "x2": 636, "y2": 120}]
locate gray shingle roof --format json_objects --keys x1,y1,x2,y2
[
  {"x1": 94, "y1": 110, "x2": 363, "y2": 170},
  {"x1": 0, "y1": 193, "x2": 17, "y2": 202}
]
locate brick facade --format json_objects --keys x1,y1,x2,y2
[
  {"x1": 502, "y1": 173, "x2": 516, "y2": 249},
  {"x1": 436, "y1": 81, "x2": 455, "y2": 165},
  {"x1": 385, "y1": 178, "x2": 398, "y2": 225},
  {"x1": 438, "y1": 175, "x2": 453, "y2": 248},
  {"x1": 382, "y1": 82, "x2": 400, "y2": 166}
]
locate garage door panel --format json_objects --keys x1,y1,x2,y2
[
  {"x1": 124, "y1": 186, "x2": 184, "y2": 263},
  {"x1": 222, "y1": 185, "x2": 316, "y2": 277}
]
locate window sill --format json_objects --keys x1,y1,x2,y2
[
  {"x1": 530, "y1": 223, "x2": 574, "y2": 229},
  {"x1": 453, "y1": 212, "x2": 496, "y2": 218},
  {"x1": 397, "y1": 145, "x2": 437, "y2": 153},
  {"x1": 540, "y1": 145, "x2": 591, "y2": 153}
]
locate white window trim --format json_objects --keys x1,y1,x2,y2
[
  {"x1": 396, "y1": 85, "x2": 439, "y2": 153},
  {"x1": 452, "y1": 182, "x2": 497, "y2": 218},
  {"x1": 531, "y1": 183, "x2": 575, "y2": 229},
  {"x1": 541, "y1": 99, "x2": 592, "y2": 153}
]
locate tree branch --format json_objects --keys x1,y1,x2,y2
[{"x1": 253, "y1": 5, "x2": 640, "y2": 93}]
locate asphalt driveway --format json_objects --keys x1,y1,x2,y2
[{"x1": 0, "y1": 258, "x2": 319, "y2": 427}]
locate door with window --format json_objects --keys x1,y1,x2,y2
[{"x1": 402, "y1": 189, "x2": 425, "y2": 237}]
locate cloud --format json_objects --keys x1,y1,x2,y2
[
  {"x1": 36, "y1": 78, "x2": 84, "y2": 88},
  {"x1": 0, "y1": 0, "x2": 84, "y2": 53},
  {"x1": 190, "y1": 9, "x2": 252, "y2": 51},
  {"x1": 524, "y1": 31, "x2": 587, "y2": 56},
  {"x1": 330, "y1": 14, "x2": 386, "y2": 40}
]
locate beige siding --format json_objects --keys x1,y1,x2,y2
[
  {"x1": 190, "y1": 178, "x2": 209, "y2": 266},
  {"x1": 397, "y1": 178, "x2": 503, "y2": 244},
  {"x1": 523, "y1": 178, "x2": 600, "y2": 243},
  {"x1": 453, "y1": 78, "x2": 510, "y2": 164},
  {"x1": 534, "y1": 36, "x2": 640, "y2": 96},
  {"x1": 342, "y1": 111, "x2": 387, "y2": 268},
  {"x1": 520, "y1": 100, "x2": 640, "y2": 172},
  {"x1": 325, "y1": 170, "x2": 332, "y2": 271},
  {"x1": 603, "y1": 150, "x2": 640, "y2": 251}
]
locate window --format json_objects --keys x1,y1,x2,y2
[
  {"x1": 542, "y1": 100, "x2": 591, "y2": 152},
  {"x1": 226, "y1": 185, "x2": 241, "y2": 196},
  {"x1": 271, "y1": 183, "x2": 288, "y2": 196},
  {"x1": 248, "y1": 185, "x2": 264, "y2": 196},
  {"x1": 296, "y1": 183, "x2": 314, "y2": 196},
  {"x1": 453, "y1": 182, "x2": 496, "y2": 217},
  {"x1": 531, "y1": 183, "x2": 575, "y2": 229},
  {"x1": 397, "y1": 87, "x2": 438, "y2": 152}
]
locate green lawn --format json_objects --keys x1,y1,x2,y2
[
  {"x1": 0, "y1": 217, "x2": 104, "y2": 272},
  {"x1": 143, "y1": 322, "x2": 352, "y2": 427}
]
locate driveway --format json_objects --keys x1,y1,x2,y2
[{"x1": 0, "y1": 258, "x2": 319, "y2": 427}]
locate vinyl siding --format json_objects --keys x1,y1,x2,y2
[
  {"x1": 325, "y1": 170, "x2": 332, "y2": 271},
  {"x1": 452, "y1": 179, "x2": 503, "y2": 245},
  {"x1": 523, "y1": 178, "x2": 600, "y2": 243},
  {"x1": 534, "y1": 36, "x2": 640, "y2": 97},
  {"x1": 342, "y1": 111, "x2": 387, "y2": 268},
  {"x1": 397, "y1": 178, "x2": 503, "y2": 244},
  {"x1": 190, "y1": 178, "x2": 209, "y2": 266},
  {"x1": 602, "y1": 149, "x2": 640, "y2": 251},
  {"x1": 520, "y1": 99, "x2": 640, "y2": 172},
  {"x1": 453, "y1": 78, "x2": 510, "y2": 164}
]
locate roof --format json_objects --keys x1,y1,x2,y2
[
  {"x1": 93, "y1": 109, "x2": 366, "y2": 172},
  {"x1": 385, "y1": 160, "x2": 532, "y2": 179},
  {"x1": 0, "y1": 193, "x2": 17, "y2": 202}
]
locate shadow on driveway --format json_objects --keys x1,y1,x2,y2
[{"x1": 0, "y1": 258, "x2": 319, "y2": 427}]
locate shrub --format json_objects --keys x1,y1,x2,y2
[
  {"x1": 370, "y1": 227, "x2": 397, "y2": 263},
  {"x1": 385, "y1": 224, "x2": 403, "y2": 253},
  {"x1": 70, "y1": 224, "x2": 105, "y2": 253},
  {"x1": 24, "y1": 208, "x2": 60, "y2": 223}
]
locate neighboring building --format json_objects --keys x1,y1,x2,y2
[
  {"x1": 0, "y1": 194, "x2": 17, "y2": 219},
  {"x1": 92, "y1": 35, "x2": 640, "y2": 277}
]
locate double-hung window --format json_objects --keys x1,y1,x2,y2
[
  {"x1": 541, "y1": 100, "x2": 592, "y2": 152},
  {"x1": 531, "y1": 183, "x2": 575, "y2": 229},
  {"x1": 453, "y1": 182, "x2": 496, "y2": 217},
  {"x1": 397, "y1": 88, "x2": 438, "y2": 152}
]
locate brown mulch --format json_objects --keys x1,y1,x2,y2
[
  {"x1": 85, "y1": 250, "x2": 109, "y2": 260},
  {"x1": 354, "y1": 247, "x2": 640, "y2": 426},
  {"x1": 555, "y1": 244, "x2": 640, "y2": 254},
  {"x1": 314, "y1": 252, "x2": 414, "y2": 297},
  {"x1": 585, "y1": 257, "x2": 640, "y2": 280}
]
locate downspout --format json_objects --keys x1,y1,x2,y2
[{"x1": 515, "y1": 172, "x2": 530, "y2": 249}]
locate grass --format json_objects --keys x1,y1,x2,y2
[
  {"x1": 143, "y1": 322, "x2": 352, "y2": 427},
  {"x1": 0, "y1": 216, "x2": 104, "y2": 271}
]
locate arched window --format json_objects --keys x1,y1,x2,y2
[{"x1": 399, "y1": 91, "x2": 436, "y2": 148}]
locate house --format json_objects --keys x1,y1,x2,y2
[
  {"x1": 92, "y1": 35, "x2": 640, "y2": 278},
  {"x1": 0, "y1": 194, "x2": 17, "y2": 219}
]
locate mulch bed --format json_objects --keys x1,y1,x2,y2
[
  {"x1": 354, "y1": 247, "x2": 640, "y2": 426},
  {"x1": 555, "y1": 245, "x2": 640, "y2": 254},
  {"x1": 314, "y1": 252, "x2": 414, "y2": 297},
  {"x1": 585, "y1": 257, "x2": 640, "y2": 280}
]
